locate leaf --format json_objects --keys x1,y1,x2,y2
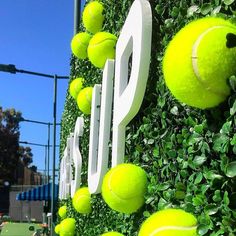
[
  {"x1": 230, "y1": 99, "x2": 236, "y2": 115},
  {"x1": 225, "y1": 161, "x2": 236, "y2": 177},
  {"x1": 220, "y1": 121, "x2": 232, "y2": 135},
  {"x1": 194, "y1": 172, "x2": 203, "y2": 184},
  {"x1": 223, "y1": 0, "x2": 235, "y2": 5},
  {"x1": 193, "y1": 155, "x2": 207, "y2": 166},
  {"x1": 187, "y1": 5, "x2": 199, "y2": 17},
  {"x1": 204, "y1": 204, "x2": 219, "y2": 215},
  {"x1": 170, "y1": 106, "x2": 179, "y2": 115},
  {"x1": 197, "y1": 224, "x2": 209, "y2": 235},
  {"x1": 200, "y1": 3, "x2": 212, "y2": 15}
]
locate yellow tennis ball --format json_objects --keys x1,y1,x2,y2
[
  {"x1": 72, "y1": 187, "x2": 92, "y2": 214},
  {"x1": 59, "y1": 218, "x2": 76, "y2": 236},
  {"x1": 77, "y1": 87, "x2": 93, "y2": 114},
  {"x1": 54, "y1": 224, "x2": 61, "y2": 234},
  {"x1": 88, "y1": 32, "x2": 117, "y2": 68},
  {"x1": 71, "y1": 32, "x2": 91, "y2": 59},
  {"x1": 102, "y1": 163, "x2": 147, "y2": 214},
  {"x1": 101, "y1": 232, "x2": 124, "y2": 236},
  {"x1": 69, "y1": 77, "x2": 84, "y2": 100},
  {"x1": 138, "y1": 208, "x2": 198, "y2": 236},
  {"x1": 163, "y1": 17, "x2": 236, "y2": 109},
  {"x1": 82, "y1": 1, "x2": 104, "y2": 34},
  {"x1": 58, "y1": 205, "x2": 67, "y2": 218}
]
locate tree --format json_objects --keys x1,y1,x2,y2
[
  {"x1": 0, "y1": 107, "x2": 21, "y2": 183},
  {"x1": 0, "y1": 107, "x2": 35, "y2": 184},
  {"x1": 18, "y1": 146, "x2": 33, "y2": 167}
]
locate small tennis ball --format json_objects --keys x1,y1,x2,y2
[
  {"x1": 58, "y1": 205, "x2": 67, "y2": 218},
  {"x1": 163, "y1": 17, "x2": 236, "y2": 109},
  {"x1": 72, "y1": 187, "x2": 92, "y2": 214},
  {"x1": 102, "y1": 163, "x2": 147, "y2": 214},
  {"x1": 54, "y1": 224, "x2": 61, "y2": 234},
  {"x1": 77, "y1": 87, "x2": 93, "y2": 115},
  {"x1": 138, "y1": 208, "x2": 198, "y2": 236},
  {"x1": 59, "y1": 218, "x2": 76, "y2": 236},
  {"x1": 69, "y1": 77, "x2": 84, "y2": 100},
  {"x1": 71, "y1": 32, "x2": 91, "y2": 59},
  {"x1": 83, "y1": 1, "x2": 104, "y2": 34},
  {"x1": 101, "y1": 232, "x2": 124, "y2": 236},
  {"x1": 88, "y1": 32, "x2": 117, "y2": 68}
]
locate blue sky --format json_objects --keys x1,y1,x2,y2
[{"x1": 0, "y1": 0, "x2": 85, "y2": 180}]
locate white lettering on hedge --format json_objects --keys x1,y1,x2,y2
[{"x1": 59, "y1": 0, "x2": 152, "y2": 197}]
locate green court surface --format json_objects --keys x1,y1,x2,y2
[{"x1": 1, "y1": 222, "x2": 42, "y2": 236}]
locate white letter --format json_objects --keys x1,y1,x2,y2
[
  {"x1": 112, "y1": 0, "x2": 152, "y2": 166},
  {"x1": 71, "y1": 117, "x2": 84, "y2": 197},
  {"x1": 88, "y1": 60, "x2": 115, "y2": 194}
]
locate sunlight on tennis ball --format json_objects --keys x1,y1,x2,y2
[
  {"x1": 101, "y1": 232, "x2": 124, "y2": 236},
  {"x1": 138, "y1": 208, "x2": 198, "y2": 236},
  {"x1": 102, "y1": 163, "x2": 147, "y2": 214},
  {"x1": 55, "y1": 224, "x2": 61, "y2": 235},
  {"x1": 69, "y1": 77, "x2": 84, "y2": 100},
  {"x1": 77, "y1": 87, "x2": 93, "y2": 115},
  {"x1": 88, "y1": 32, "x2": 117, "y2": 69},
  {"x1": 71, "y1": 32, "x2": 91, "y2": 59},
  {"x1": 58, "y1": 205, "x2": 67, "y2": 219},
  {"x1": 59, "y1": 218, "x2": 76, "y2": 236},
  {"x1": 72, "y1": 187, "x2": 92, "y2": 214},
  {"x1": 82, "y1": 1, "x2": 104, "y2": 34},
  {"x1": 163, "y1": 17, "x2": 236, "y2": 109}
]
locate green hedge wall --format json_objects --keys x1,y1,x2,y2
[{"x1": 59, "y1": 0, "x2": 236, "y2": 235}]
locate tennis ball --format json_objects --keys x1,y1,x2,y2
[
  {"x1": 101, "y1": 232, "x2": 124, "y2": 236},
  {"x1": 71, "y1": 32, "x2": 91, "y2": 59},
  {"x1": 163, "y1": 17, "x2": 236, "y2": 109},
  {"x1": 72, "y1": 187, "x2": 92, "y2": 214},
  {"x1": 77, "y1": 87, "x2": 93, "y2": 114},
  {"x1": 88, "y1": 32, "x2": 117, "y2": 68},
  {"x1": 59, "y1": 218, "x2": 76, "y2": 236},
  {"x1": 138, "y1": 208, "x2": 198, "y2": 236},
  {"x1": 54, "y1": 224, "x2": 61, "y2": 234},
  {"x1": 58, "y1": 205, "x2": 67, "y2": 218},
  {"x1": 102, "y1": 163, "x2": 147, "y2": 214},
  {"x1": 69, "y1": 77, "x2": 84, "y2": 100},
  {"x1": 83, "y1": 1, "x2": 104, "y2": 34}
]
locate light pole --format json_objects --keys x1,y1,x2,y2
[{"x1": 0, "y1": 63, "x2": 69, "y2": 236}]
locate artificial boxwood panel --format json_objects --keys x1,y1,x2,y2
[{"x1": 60, "y1": 0, "x2": 236, "y2": 235}]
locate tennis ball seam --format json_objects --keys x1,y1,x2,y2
[
  {"x1": 150, "y1": 225, "x2": 197, "y2": 236},
  {"x1": 107, "y1": 167, "x2": 143, "y2": 200},
  {"x1": 192, "y1": 25, "x2": 236, "y2": 97},
  {"x1": 89, "y1": 38, "x2": 116, "y2": 47}
]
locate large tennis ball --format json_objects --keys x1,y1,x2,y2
[
  {"x1": 59, "y1": 218, "x2": 76, "y2": 236},
  {"x1": 71, "y1": 32, "x2": 91, "y2": 59},
  {"x1": 77, "y1": 87, "x2": 93, "y2": 115},
  {"x1": 102, "y1": 163, "x2": 147, "y2": 214},
  {"x1": 138, "y1": 208, "x2": 198, "y2": 236},
  {"x1": 55, "y1": 224, "x2": 61, "y2": 234},
  {"x1": 101, "y1": 232, "x2": 124, "y2": 236},
  {"x1": 163, "y1": 17, "x2": 236, "y2": 109},
  {"x1": 88, "y1": 32, "x2": 117, "y2": 68},
  {"x1": 72, "y1": 187, "x2": 92, "y2": 214},
  {"x1": 82, "y1": 1, "x2": 104, "y2": 34},
  {"x1": 58, "y1": 205, "x2": 67, "y2": 219},
  {"x1": 69, "y1": 77, "x2": 84, "y2": 100}
]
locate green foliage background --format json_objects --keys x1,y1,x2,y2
[{"x1": 59, "y1": 0, "x2": 236, "y2": 235}]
